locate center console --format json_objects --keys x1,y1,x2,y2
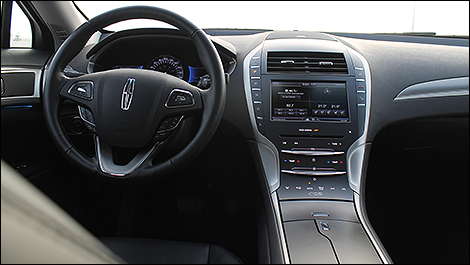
[{"x1": 244, "y1": 36, "x2": 388, "y2": 263}]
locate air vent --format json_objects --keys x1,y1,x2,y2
[
  {"x1": 267, "y1": 52, "x2": 348, "y2": 74},
  {"x1": 50, "y1": 24, "x2": 69, "y2": 44}
]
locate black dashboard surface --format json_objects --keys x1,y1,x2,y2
[{"x1": 2, "y1": 26, "x2": 468, "y2": 264}]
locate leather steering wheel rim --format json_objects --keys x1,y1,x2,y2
[{"x1": 43, "y1": 6, "x2": 226, "y2": 183}]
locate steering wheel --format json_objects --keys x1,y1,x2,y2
[{"x1": 43, "y1": 6, "x2": 226, "y2": 183}]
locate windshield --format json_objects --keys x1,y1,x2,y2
[{"x1": 74, "y1": 1, "x2": 469, "y2": 37}]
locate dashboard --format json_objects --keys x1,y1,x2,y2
[{"x1": 2, "y1": 18, "x2": 468, "y2": 264}]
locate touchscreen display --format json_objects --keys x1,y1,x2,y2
[{"x1": 271, "y1": 81, "x2": 349, "y2": 122}]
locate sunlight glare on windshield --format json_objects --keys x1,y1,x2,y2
[{"x1": 74, "y1": 1, "x2": 469, "y2": 36}]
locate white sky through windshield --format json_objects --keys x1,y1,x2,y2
[{"x1": 74, "y1": 1, "x2": 469, "y2": 36}]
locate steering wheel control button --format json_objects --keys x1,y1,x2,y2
[
  {"x1": 78, "y1": 106, "x2": 96, "y2": 132},
  {"x1": 157, "y1": 116, "x2": 184, "y2": 134},
  {"x1": 68, "y1": 81, "x2": 93, "y2": 100},
  {"x1": 69, "y1": 117, "x2": 86, "y2": 134},
  {"x1": 165, "y1": 89, "x2": 195, "y2": 108}
]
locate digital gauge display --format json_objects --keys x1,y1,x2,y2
[{"x1": 147, "y1": 55, "x2": 184, "y2": 79}]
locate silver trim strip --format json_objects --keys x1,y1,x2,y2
[
  {"x1": 281, "y1": 150, "x2": 344, "y2": 156},
  {"x1": 1, "y1": 68, "x2": 42, "y2": 101},
  {"x1": 281, "y1": 170, "x2": 346, "y2": 176},
  {"x1": 394, "y1": 76, "x2": 469, "y2": 101},
  {"x1": 243, "y1": 43, "x2": 281, "y2": 193},
  {"x1": 244, "y1": 44, "x2": 289, "y2": 264}
]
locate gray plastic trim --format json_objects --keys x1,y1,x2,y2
[
  {"x1": 271, "y1": 192, "x2": 291, "y2": 264},
  {"x1": 345, "y1": 47, "x2": 372, "y2": 194},
  {"x1": 394, "y1": 76, "x2": 469, "y2": 101},
  {"x1": 344, "y1": 47, "x2": 392, "y2": 263},
  {"x1": 244, "y1": 44, "x2": 289, "y2": 264},
  {"x1": 1, "y1": 68, "x2": 42, "y2": 102},
  {"x1": 354, "y1": 192, "x2": 393, "y2": 264}
]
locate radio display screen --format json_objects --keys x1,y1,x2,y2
[{"x1": 271, "y1": 81, "x2": 349, "y2": 122}]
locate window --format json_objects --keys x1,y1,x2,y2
[{"x1": 10, "y1": 1, "x2": 32, "y2": 48}]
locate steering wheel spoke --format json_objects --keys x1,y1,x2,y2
[{"x1": 94, "y1": 135, "x2": 166, "y2": 177}]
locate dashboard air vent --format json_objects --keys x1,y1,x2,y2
[{"x1": 267, "y1": 52, "x2": 348, "y2": 74}]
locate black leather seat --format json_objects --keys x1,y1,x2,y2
[
  {"x1": 1, "y1": 160, "x2": 243, "y2": 264},
  {"x1": 100, "y1": 237, "x2": 243, "y2": 264}
]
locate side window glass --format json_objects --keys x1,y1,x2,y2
[{"x1": 10, "y1": 1, "x2": 32, "y2": 48}]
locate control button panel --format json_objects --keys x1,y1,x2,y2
[
  {"x1": 249, "y1": 50, "x2": 265, "y2": 134},
  {"x1": 78, "y1": 105, "x2": 96, "y2": 132},
  {"x1": 353, "y1": 52, "x2": 368, "y2": 136},
  {"x1": 278, "y1": 173, "x2": 353, "y2": 201},
  {"x1": 155, "y1": 115, "x2": 184, "y2": 141}
]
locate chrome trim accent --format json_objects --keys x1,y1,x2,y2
[
  {"x1": 95, "y1": 136, "x2": 159, "y2": 177},
  {"x1": 312, "y1": 212, "x2": 329, "y2": 218},
  {"x1": 120, "y1": 78, "x2": 135, "y2": 111},
  {"x1": 345, "y1": 47, "x2": 392, "y2": 263},
  {"x1": 245, "y1": 44, "x2": 289, "y2": 263},
  {"x1": 319, "y1": 61, "x2": 334, "y2": 66},
  {"x1": 394, "y1": 76, "x2": 469, "y2": 101},
  {"x1": 281, "y1": 170, "x2": 346, "y2": 176},
  {"x1": 1, "y1": 68, "x2": 42, "y2": 101},
  {"x1": 281, "y1": 60, "x2": 295, "y2": 64},
  {"x1": 244, "y1": 43, "x2": 281, "y2": 193},
  {"x1": 164, "y1": 89, "x2": 195, "y2": 109},
  {"x1": 281, "y1": 150, "x2": 344, "y2": 156},
  {"x1": 345, "y1": 47, "x2": 372, "y2": 194}
]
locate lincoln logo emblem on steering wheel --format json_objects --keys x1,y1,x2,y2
[{"x1": 121, "y1": 78, "x2": 135, "y2": 111}]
